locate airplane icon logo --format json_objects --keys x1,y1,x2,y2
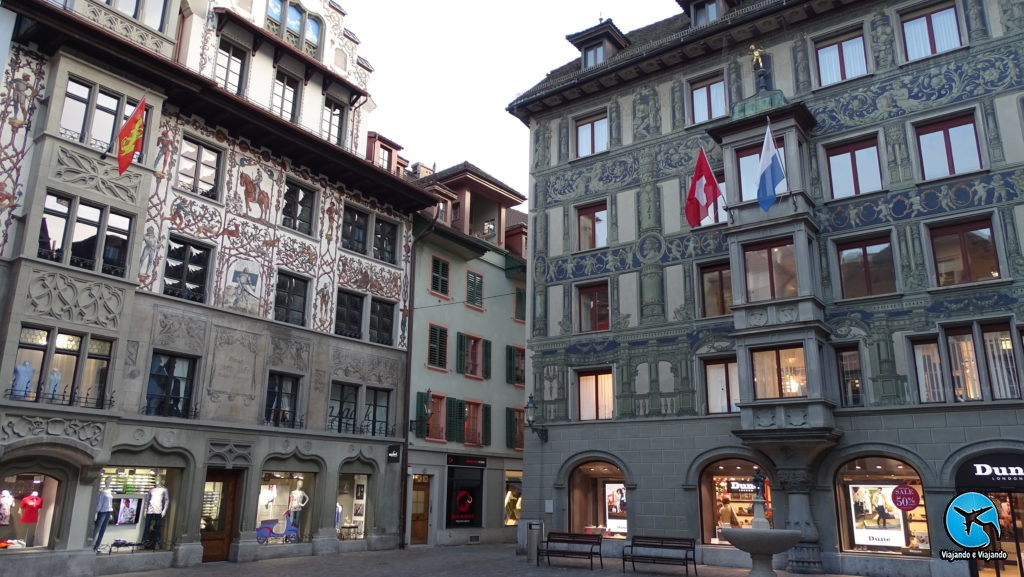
[{"x1": 945, "y1": 493, "x2": 1001, "y2": 549}]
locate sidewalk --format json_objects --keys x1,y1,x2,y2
[{"x1": 114, "y1": 544, "x2": 860, "y2": 577}]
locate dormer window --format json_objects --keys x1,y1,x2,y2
[
  {"x1": 583, "y1": 43, "x2": 604, "y2": 67},
  {"x1": 378, "y1": 146, "x2": 393, "y2": 171},
  {"x1": 692, "y1": 1, "x2": 719, "y2": 26},
  {"x1": 266, "y1": 0, "x2": 323, "y2": 58}
]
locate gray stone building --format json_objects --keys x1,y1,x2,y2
[
  {"x1": 0, "y1": 1, "x2": 432, "y2": 575},
  {"x1": 508, "y1": 1, "x2": 1024, "y2": 576}
]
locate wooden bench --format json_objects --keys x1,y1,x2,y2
[
  {"x1": 536, "y1": 532, "x2": 604, "y2": 569},
  {"x1": 622, "y1": 535, "x2": 697, "y2": 574}
]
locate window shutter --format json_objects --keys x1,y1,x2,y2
[
  {"x1": 414, "y1": 391, "x2": 427, "y2": 438},
  {"x1": 466, "y1": 272, "x2": 483, "y2": 307},
  {"x1": 456, "y1": 332, "x2": 467, "y2": 373},
  {"x1": 482, "y1": 404, "x2": 491, "y2": 446},
  {"x1": 428, "y1": 325, "x2": 448, "y2": 368},
  {"x1": 432, "y1": 258, "x2": 449, "y2": 294},
  {"x1": 505, "y1": 407, "x2": 516, "y2": 448},
  {"x1": 446, "y1": 397, "x2": 459, "y2": 441},
  {"x1": 506, "y1": 345, "x2": 515, "y2": 384},
  {"x1": 483, "y1": 339, "x2": 492, "y2": 379}
]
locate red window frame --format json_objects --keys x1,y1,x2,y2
[
  {"x1": 901, "y1": 3, "x2": 960, "y2": 60},
  {"x1": 691, "y1": 76, "x2": 725, "y2": 123},
  {"x1": 737, "y1": 140, "x2": 785, "y2": 202},
  {"x1": 743, "y1": 238, "x2": 796, "y2": 301},
  {"x1": 463, "y1": 400, "x2": 483, "y2": 446},
  {"x1": 826, "y1": 138, "x2": 881, "y2": 198},
  {"x1": 577, "y1": 202, "x2": 607, "y2": 251},
  {"x1": 464, "y1": 334, "x2": 483, "y2": 377},
  {"x1": 930, "y1": 220, "x2": 999, "y2": 286},
  {"x1": 836, "y1": 236, "x2": 895, "y2": 298},
  {"x1": 700, "y1": 262, "x2": 732, "y2": 317},
  {"x1": 578, "y1": 282, "x2": 610, "y2": 332},
  {"x1": 752, "y1": 346, "x2": 807, "y2": 399},
  {"x1": 815, "y1": 31, "x2": 866, "y2": 86},
  {"x1": 915, "y1": 115, "x2": 980, "y2": 179}
]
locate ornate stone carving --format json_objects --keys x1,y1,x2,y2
[
  {"x1": 775, "y1": 469, "x2": 813, "y2": 492},
  {"x1": 754, "y1": 408, "x2": 776, "y2": 428},
  {"x1": 27, "y1": 270, "x2": 125, "y2": 329},
  {"x1": 78, "y1": 3, "x2": 172, "y2": 55},
  {"x1": 154, "y1": 308, "x2": 208, "y2": 351},
  {"x1": 125, "y1": 340, "x2": 140, "y2": 379},
  {"x1": 778, "y1": 306, "x2": 797, "y2": 323},
  {"x1": 54, "y1": 146, "x2": 142, "y2": 203},
  {"x1": 670, "y1": 80, "x2": 686, "y2": 130},
  {"x1": 793, "y1": 34, "x2": 811, "y2": 94},
  {"x1": 609, "y1": 100, "x2": 622, "y2": 147},
  {"x1": 870, "y1": 12, "x2": 896, "y2": 72},
  {"x1": 207, "y1": 440, "x2": 253, "y2": 468},
  {"x1": 748, "y1": 309, "x2": 768, "y2": 327},
  {"x1": 533, "y1": 122, "x2": 551, "y2": 169},
  {"x1": 269, "y1": 336, "x2": 312, "y2": 371},
  {"x1": 631, "y1": 86, "x2": 660, "y2": 142},
  {"x1": 1002, "y1": 0, "x2": 1024, "y2": 32},
  {"x1": 1, "y1": 415, "x2": 105, "y2": 447},
  {"x1": 785, "y1": 407, "x2": 808, "y2": 427},
  {"x1": 331, "y1": 348, "x2": 400, "y2": 385}
]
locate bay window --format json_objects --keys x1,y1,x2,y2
[
  {"x1": 930, "y1": 219, "x2": 999, "y2": 287},
  {"x1": 752, "y1": 346, "x2": 806, "y2": 399},
  {"x1": 744, "y1": 239, "x2": 797, "y2": 301}
]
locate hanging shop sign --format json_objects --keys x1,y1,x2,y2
[
  {"x1": 727, "y1": 480, "x2": 758, "y2": 495},
  {"x1": 387, "y1": 445, "x2": 401, "y2": 463},
  {"x1": 955, "y1": 453, "x2": 1024, "y2": 488}
]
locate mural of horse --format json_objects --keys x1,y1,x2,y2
[{"x1": 239, "y1": 169, "x2": 271, "y2": 220}]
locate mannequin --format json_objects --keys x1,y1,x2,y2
[
  {"x1": 19, "y1": 491, "x2": 43, "y2": 547},
  {"x1": 259, "y1": 484, "x2": 277, "y2": 509},
  {"x1": 288, "y1": 481, "x2": 309, "y2": 528},
  {"x1": 47, "y1": 369, "x2": 62, "y2": 400},
  {"x1": 142, "y1": 480, "x2": 169, "y2": 549},
  {"x1": 11, "y1": 361, "x2": 34, "y2": 399},
  {"x1": 0, "y1": 490, "x2": 14, "y2": 526},
  {"x1": 93, "y1": 483, "x2": 114, "y2": 550}
]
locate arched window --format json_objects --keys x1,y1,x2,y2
[
  {"x1": 264, "y1": 0, "x2": 323, "y2": 58},
  {"x1": 568, "y1": 460, "x2": 627, "y2": 539},
  {"x1": 699, "y1": 458, "x2": 771, "y2": 544},
  {"x1": 834, "y1": 456, "x2": 929, "y2": 555}
]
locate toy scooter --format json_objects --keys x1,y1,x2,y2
[{"x1": 255, "y1": 511, "x2": 299, "y2": 544}]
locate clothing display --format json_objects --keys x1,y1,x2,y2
[
  {"x1": 0, "y1": 490, "x2": 13, "y2": 526},
  {"x1": 142, "y1": 485, "x2": 169, "y2": 549},
  {"x1": 289, "y1": 489, "x2": 308, "y2": 527},
  {"x1": 147, "y1": 485, "x2": 169, "y2": 515},
  {"x1": 19, "y1": 493, "x2": 42, "y2": 524},
  {"x1": 47, "y1": 369, "x2": 62, "y2": 399},
  {"x1": 11, "y1": 362, "x2": 34, "y2": 399}
]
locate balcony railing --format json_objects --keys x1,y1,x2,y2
[
  {"x1": 142, "y1": 394, "x2": 197, "y2": 419},
  {"x1": 264, "y1": 410, "x2": 304, "y2": 429},
  {"x1": 5, "y1": 386, "x2": 115, "y2": 409},
  {"x1": 326, "y1": 418, "x2": 396, "y2": 437}
]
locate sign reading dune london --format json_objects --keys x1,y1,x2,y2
[{"x1": 955, "y1": 454, "x2": 1024, "y2": 488}]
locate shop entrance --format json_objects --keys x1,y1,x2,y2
[
  {"x1": 975, "y1": 492, "x2": 1022, "y2": 577},
  {"x1": 200, "y1": 469, "x2": 240, "y2": 562},
  {"x1": 411, "y1": 475, "x2": 430, "y2": 544}
]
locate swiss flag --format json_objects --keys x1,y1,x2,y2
[
  {"x1": 116, "y1": 97, "x2": 146, "y2": 175},
  {"x1": 684, "y1": 148, "x2": 722, "y2": 228}
]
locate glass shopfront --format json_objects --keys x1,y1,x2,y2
[
  {"x1": 834, "y1": 456, "x2": 928, "y2": 555},
  {"x1": 503, "y1": 471, "x2": 522, "y2": 527},
  {"x1": 257, "y1": 471, "x2": 315, "y2": 544},
  {"x1": 701, "y1": 459, "x2": 772, "y2": 545},
  {"x1": 0, "y1": 473, "x2": 59, "y2": 549},
  {"x1": 336, "y1": 473, "x2": 369, "y2": 540},
  {"x1": 567, "y1": 460, "x2": 627, "y2": 539},
  {"x1": 955, "y1": 452, "x2": 1024, "y2": 577},
  {"x1": 95, "y1": 467, "x2": 179, "y2": 551}
]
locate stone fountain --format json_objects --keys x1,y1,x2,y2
[{"x1": 720, "y1": 472, "x2": 802, "y2": 577}]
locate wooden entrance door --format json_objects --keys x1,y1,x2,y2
[
  {"x1": 411, "y1": 475, "x2": 430, "y2": 544},
  {"x1": 200, "y1": 469, "x2": 239, "y2": 562}
]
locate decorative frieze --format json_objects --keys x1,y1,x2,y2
[
  {"x1": 27, "y1": 270, "x2": 125, "y2": 329},
  {"x1": 1, "y1": 414, "x2": 105, "y2": 448}
]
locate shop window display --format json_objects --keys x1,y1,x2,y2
[
  {"x1": 257, "y1": 471, "x2": 313, "y2": 544},
  {"x1": 567, "y1": 460, "x2": 627, "y2": 539},
  {"x1": 336, "y1": 473, "x2": 369, "y2": 540},
  {"x1": 0, "y1": 473, "x2": 58, "y2": 549},
  {"x1": 503, "y1": 472, "x2": 522, "y2": 527},
  {"x1": 94, "y1": 467, "x2": 178, "y2": 551},
  {"x1": 835, "y1": 456, "x2": 929, "y2": 555},
  {"x1": 700, "y1": 459, "x2": 772, "y2": 545}
]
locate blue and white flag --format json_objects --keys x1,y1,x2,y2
[{"x1": 756, "y1": 124, "x2": 785, "y2": 211}]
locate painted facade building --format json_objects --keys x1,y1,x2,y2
[
  {"x1": 508, "y1": 1, "x2": 1024, "y2": 576},
  {"x1": 0, "y1": 0, "x2": 432, "y2": 575},
  {"x1": 405, "y1": 162, "x2": 528, "y2": 546}
]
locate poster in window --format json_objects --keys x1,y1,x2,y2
[
  {"x1": 356, "y1": 484, "x2": 365, "y2": 500},
  {"x1": 446, "y1": 466, "x2": 483, "y2": 528},
  {"x1": 113, "y1": 498, "x2": 140, "y2": 525},
  {"x1": 849, "y1": 485, "x2": 905, "y2": 548},
  {"x1": 604, "y1": 482, "x2": 627, "y2": 535}
]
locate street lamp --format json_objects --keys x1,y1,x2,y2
[{"x1": 523, "y1": 393, "x2": 548, "y2": 442}]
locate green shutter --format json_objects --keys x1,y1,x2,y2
[
  {"x1": 506, "y1": 345, "x2": 515, "y2": 384},
  {"x1": 414, "y1": 391, "x2": 427, "y2": 438},
  {"x1": 467, "y1": 271, "x2": 483, "y2": 307},
  {"x1": 456, "y1": 332, "x2": 467, "y2": 373},
  {"x1": 515, "y1": 288, "x2": 526, "y2": 321},
  {"x1": 446, "y1": 397, "x2": 467, "y2": 442},
  {"x1": 428, "y1": 325, "x2": 448, "y2": 368},
  {"x1": 482, "y1": 404, "x2": 491, "y2": 446},
  {"x1": 505, "y1": 407, "x2": 516, "y2": 448},
  {"x1": 483, "y1": 339, "x2": 492, "y2": 379},
  {"x1": 431, "y1": 257, "x2": 449, "y2": 295}
]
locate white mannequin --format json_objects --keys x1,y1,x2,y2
[
  {"x1": 142, "y1": 480, "x2": 169, "y2": 549},
  {"x1": 147, "y1": 482, "x2": 169, "y2": 516},
  {"x1": 259, "y1": 484, "x2": 278, "y2": 509},
  {"x1": 47, "y1": 369, "x2": 62, "y2": 399},
  {"x1": 288, "y1": 481, "x2": 309, "y2": 528},
  {"x1": 0, "y1": 489, "x2": 14, "y2": 526},
  {"x1": 11, "y1": 361, "x2": 34, "y2": 398},
  {"x1": 93, "y1": 483, "x2": 114, "y2": 550}
]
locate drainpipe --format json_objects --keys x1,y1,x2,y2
[{"x1": 398, "y1": 204, "x2": 440, "y2": 548}]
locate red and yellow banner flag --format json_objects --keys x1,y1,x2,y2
[{"x1": 117, "y1": 97, "x2": 146, "y2": 175}]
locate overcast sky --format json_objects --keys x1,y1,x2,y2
[{"x1": 346, "y1": 1, "x2": 684, "y2": 204}]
